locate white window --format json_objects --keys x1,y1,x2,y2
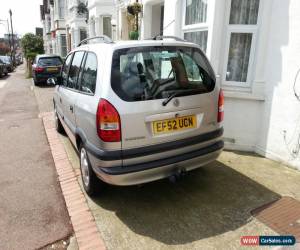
[
  {"x1": 58, "y1": 0, "x2": 65, "y2": 19},
  {"x1": 60, "y1": 34, "x2": 67, "y2": 57},
  {"x1": 80, "y1": 29, "x2": 87, "y2": 42},
  {"x1": 103, "y1": 16, "x2": 112, "y2": 38},
  {"x1": 182, "y1": 0, "x2": 208, "y2": 53},
  {"x1": 223, "y1": 0, "x2": 260, "y2": 87}
]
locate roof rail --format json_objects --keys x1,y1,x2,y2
[
  {"x1": 147, "y1": 35, "x2": 186, "y2": 42},
  {"x1": 77, "y1": 36, "x2": 113, "y2": 47}
]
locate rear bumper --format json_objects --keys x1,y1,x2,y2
[
  {"x1": 93, "y1": 140, "x2": 224, "y2": 186},
  {"x1": 35, "y1": 73, "x2": 60, "y2": 83}
]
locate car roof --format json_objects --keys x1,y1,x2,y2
[
  {"x1": 72, "y1": 40, "x2": 200, "y2": 54},
  {"x1": 37, "y1": 54, "x2": 61, "y2": 58}
]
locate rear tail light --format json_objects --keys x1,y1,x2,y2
[
  {"x1": 218, "y1": 89, "x2": 224, "y2": 123},
  {"x1": 35, "y1": 67, "x2": 44, "y2": 73},
  {"x1": 96, "y1": 99, "x2": 121, "y2": 142}
]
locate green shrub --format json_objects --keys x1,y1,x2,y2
[{"x1": 129, "y1": 31, "x2": 139, "y2": 40}]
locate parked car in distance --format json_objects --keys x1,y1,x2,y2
[
  {"x1": 15, "y1": 54, "x2": 23, "y2": 65},
  {"x1": 32, "y1": 55, "x2": 63, "y2": 85},
  {"x1": 0, "y1": 58, "x2": 8, "y2": 78},
  {"x1": 51, "y1": 36, "x2": 224, "y2": 196},
  {"x1": 0, "y1": 56, "x2": 14, "y2": 72}
]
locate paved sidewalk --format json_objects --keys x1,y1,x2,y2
[
  {"x1": 0, "y1": 66, "x2": 72, "y2": 250},
  {"x1": 42, "y1": 112, "x2": 105, "y2": 250}
]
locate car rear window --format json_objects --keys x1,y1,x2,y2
[
  {"x1": 1, "y1": 56, "x2": 10, "y2": 63},
  {"x1": 111, "y1": 46, "x2": 215, "y2": 102},
  {"x1": 38, "y1": 57, "x2": 62, "y2": 66}
]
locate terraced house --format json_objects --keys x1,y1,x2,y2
[{"x1": 40, "y1": 0, "x2": 300, "y2": 170}]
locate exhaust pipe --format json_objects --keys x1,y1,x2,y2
[{"x1": 169, "y1": 168, "x2": 186, "y2": 183}]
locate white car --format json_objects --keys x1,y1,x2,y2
[{"x1": 51, "y1": 35, "x2": 224, "y2": 196}]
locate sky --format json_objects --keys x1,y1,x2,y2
[{"x1": 0, "y1": 0, "x2": 42, "y2": 37}]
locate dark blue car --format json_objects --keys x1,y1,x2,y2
[{"x1": 32, "y1": 55, "x2": 63, "y2": 85}]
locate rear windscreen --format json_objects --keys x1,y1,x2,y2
[
  {"x1": 1, "y1": 57, "x2": 10, "y2": 63},
  {"x1": 38, "y1": 57, "x2": 62, "y2": 66},
  {"x1": 111, "y1": 46, "x2": 215, "y2": 102}
]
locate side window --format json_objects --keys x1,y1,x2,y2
[
  {"x1": 67, "y1": 51, "x2": 85, "y2": 89},
  {"x1": 62, "y1": 54, "x2": 73, "y2": 86},
  {"x1": 79, "y1": 53, "x2": 97, "y2": 94}
]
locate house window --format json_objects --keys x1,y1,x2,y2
[
  {"x1": 103, "y1": 16, "x2": 112, "y2": 38},
  {"x1": 182, "y1": 0, "x2": 208, "y2": 53},
  {"x1": 60, "y1": 34, "x2": 67, "y2": 57},
  {"x1": 184, "y1": 31, "x2": 208, "y2": 53},
  {"x1": 223, "y1": 0, "x2": 260, "y2": 86},
  {"x1": 80, "y1": 29, "x2": 87, "y2": 42},
  {"x1": 185, "y1": 0, "x2": 207, "y2": 25},
  {"x1": 58, "y1": 0, "x2": 65, "y2": 19}
]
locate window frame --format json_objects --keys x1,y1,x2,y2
[
  {"x1": 181, "y1": 0, "x2": 209, "y2": 53},
  {"x1": 60, "y1": 34, "x2": 67, "y2": 58},
  {"x1": 102, "y1": 15, "x2": 112, "y2": 38},
  {"x1": 79, "y1": 28, "x2": 88, "y2": 42},
  {"x1": 66, "y1": 51, "x2": 86, "y2": 90},
  {"x1": 57, "y1": 0, "x2": 65, "y2": 20},
  {"x1": 61, "y1": 52, "x2": 74, "y2": 87},
  {"x1": 222, "y1": 0, "x2": 261, "y2": 88},
  {"x1": 77, "y1": 52, "x2": 98, "y2": 96}
]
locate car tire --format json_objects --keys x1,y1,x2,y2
[
  {"x1": 33, "y1": 77, "x2": 39, "y2": 86},
  {"x1": 54, "y1": 106, "x2": 65, "y2": 134},
  {"x1": 79, "y1": 144, "x2": 102, "y2": 197}
]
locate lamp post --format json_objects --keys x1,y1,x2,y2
[{"x1": 9, "y1": 9, "x2": 15, "y2": 66}]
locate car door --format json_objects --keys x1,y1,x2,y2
[
  {"x1": 74, "y1": 52, "x2": 100, "y2": 148},
  {"x1": 60, "y1": 51, "x2": 86, "y2": 144},
  {"x1": 55, "y1": 53, "x2": 73, "y2": 121}
]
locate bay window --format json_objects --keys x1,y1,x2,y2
[
  {"x1": 182, "y1": 0, "x2": 208, "y2": 53},
  {"x1": 223, "y1": 0, "x2": 260, "y2": 87}
]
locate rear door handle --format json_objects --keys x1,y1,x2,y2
[
  {"x1": 70, "y1": 105, "x2": 74, "y2": 113},
  {"x1": 59, "y1": 97, "x2": 62, "y2": 103}
]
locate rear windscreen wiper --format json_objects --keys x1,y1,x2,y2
[{"x1": 162, "y1": 89, "x2": 195, "y2": 106}]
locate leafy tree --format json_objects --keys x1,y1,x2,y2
[
  {"x1": 21, "y1": 33, "x2": 44, "y2": 61},
  {"x1": 21, "y1": 33, "x2": 44, "y2": 77}
]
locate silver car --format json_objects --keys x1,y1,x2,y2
[{"x1": 52, "y1": 36, "x2": 224, "y2": 196}]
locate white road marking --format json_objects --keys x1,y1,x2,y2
[{"x1": 0, "y1": 81, "x2": 7, "y2": 89}]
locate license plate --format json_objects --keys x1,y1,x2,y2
[
  {"x1": 47, "y1": 67, "x2": 58, "y2": 72},
  {"x1": 152, "y1": 115, "x2": 197, "y2": 135}
]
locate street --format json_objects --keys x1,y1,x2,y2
[{"x1": 0, "y1": 65, "x2": 72, "y2": 250}]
